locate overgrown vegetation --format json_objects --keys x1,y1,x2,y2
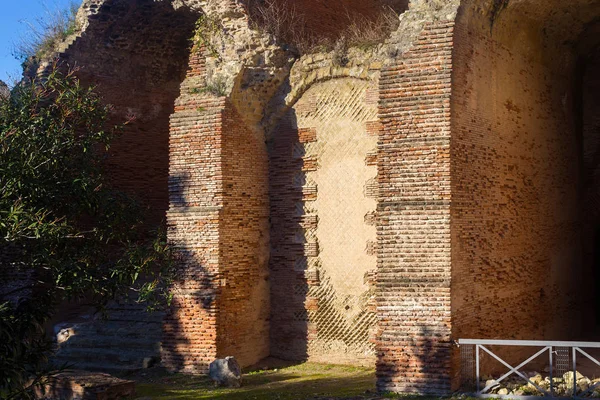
[
  {"x1": 13, "y1": 1, "x2": 81, "y2": 66},
  {"x1": 192, "y1": 14, "x2": 223, "y2": 59},
  {"x1": 247, "y1": 0, "x2": 400, "y2": 55},
  {"x1": 188, "y1": 75, "x2": 228, "y2": 97},
  {"x1": 0, "y1": 68, "x2": 173, "y2": 399}
]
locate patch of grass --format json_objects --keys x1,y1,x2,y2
[
  {"x1": 204, "y1": 77, "x2": 228, "y2": 97},
  {"x1": 132, "y1": 363, "x2": 473, "y2": 400},
  {"x1": 134, "y1": 363, "x2": 377, "y2": 399},
  {"x1": 188, "y1": 77, "x2": 227, "y2": 97}
]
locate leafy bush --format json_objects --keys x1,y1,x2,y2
[{"x1": 0, "y1": 68, "x2": 173, "y2": 399}]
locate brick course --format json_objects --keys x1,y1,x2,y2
[{"x1": 376, "y1": 22, "x2": 454, "y2": 395}]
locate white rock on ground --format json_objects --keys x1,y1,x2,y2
[{"x1": 208, "y1": 356, "x2": 242, "y2": 388}]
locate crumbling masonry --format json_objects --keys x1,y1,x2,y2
[{"x1": 37, "y1": 0, "x2": 600, "y2": 394}]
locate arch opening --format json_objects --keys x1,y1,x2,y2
[
  {"x1": 269, "y1": 77, "x2": 379, "y2": 366},
  {"x1": 451, "y1": 0, "x2": 600, "y2": 387}
]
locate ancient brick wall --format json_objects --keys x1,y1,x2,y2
[
  {"x1": 449, "y1": 1, "x2": 593, "y2": 384},
  {"x1": 163, "y1": 48, "x2": 222, "y2": 373},
  {"x1": 218, "y1": 100, "x2": 270, "y2": 366},
  {"x1": 376, "y1": 21, "x2": 455, "y2": 395},
  {"x1": 269, "y1": 77, "x2": 379, "y2": 366},
  {"x1": 56, "y1": 0, "x2": 198, "y2": 227},
  {"x1": 450, "y1": 4, "x2": 583, "y2": 343},
  {"x1": 39, "y1": 0, "x2": 600, "y2": 394}
]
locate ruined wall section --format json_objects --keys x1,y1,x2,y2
[
  {"x1": 50, "y1": 0, "x2": 199, "y2": 227},
  {"x1": 163, "y1": 48, "x2": 223, "y2": 373},
  {"x1": 165, "y1": 45, "x2": 271, "y2": 371},
  {"x1": 450, "y1": 1, "x2": 585, "y2": 349},
  {"x1": 377, "y1": 21, "x2": 455, "y2": 395},
  {"x1": 40, "y1": 0, "x2": 287, "y2": 373}
]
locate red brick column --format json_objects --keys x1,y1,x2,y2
[
  {"x1": 376, "y1": 22, "x2": 455, "y2": 395},
  {"x1": 162, "y1": 49, "x2": 270, "y2": 372}
]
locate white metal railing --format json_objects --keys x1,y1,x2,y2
[{"x1": 458, "y1": 339, "x2": 600, "y2": 399}]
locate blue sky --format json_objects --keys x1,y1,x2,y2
[{"x1": 0, "y1": 0, "x2": 76, "y2": 85}]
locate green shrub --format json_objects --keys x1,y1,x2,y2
[{"x1": 0, "y1": 68, "x2": 173, "y2": 399}]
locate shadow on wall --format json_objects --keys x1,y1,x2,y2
[
  {"x1": 31, "y1": 0, "x2": 203, "y2": 374},
  {"x1": 268, "y1": 108, "x2": 309, "y2": 363},
  {"x1": 377, "y1": 325, "x2": 451, "y2": 395},
  {"x1": 64, "y1": 0, "x2": 200, "y2": 227},
  {"x1": 162, "y1": 172, "x2": 222, "y2": 373}
]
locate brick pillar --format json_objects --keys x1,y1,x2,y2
[
  {"x1": 162, "y1": 49, "x2": 270, "y2": 372},
  {"x1": 376, "y1": 22, "x2": 455, "y2": 395}
]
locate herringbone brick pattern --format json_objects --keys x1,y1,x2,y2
[{"x1": 270, "y1": 78, "x2": 378, "y2": 366}]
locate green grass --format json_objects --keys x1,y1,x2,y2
[
  {"x1": 130, "y1": 362, "x2": 481, "y2": 400},
  {"x1": 132, "y1": 363, "x2": 414, "y2": 400}
]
